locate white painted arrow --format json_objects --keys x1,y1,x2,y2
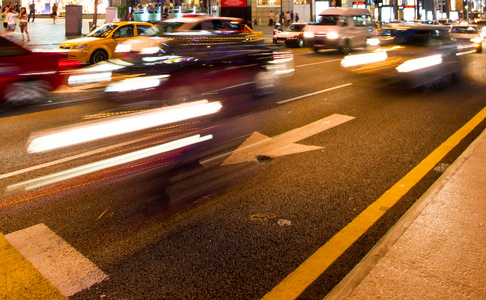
[{"x1": 221, "y1": 114, "x2": 355, "y2": 166}]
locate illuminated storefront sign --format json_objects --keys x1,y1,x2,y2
[{"x1": 222, "y1": 0, "x2": 246, "y2": 7}]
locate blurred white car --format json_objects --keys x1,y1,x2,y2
[{"x1": 450, "y1": 24, "x2": 483, "y2": 53}]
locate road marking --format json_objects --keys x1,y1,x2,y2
[
  {"x1": 262, "y1": 106, "x2": 486, "y2": 300},
  {"x1": 221, "y1": 114, "x2": 355, "y2": 166},
  {"x1": 295, "y1": 59, "x2": 342, "y2": 68},
  {"x1": 4, "y1": 223, "x2": 108, "y2": 297},
  {"x1": 0, "y1": 233, "x2": 65, "y2": 299},
  {"x1": 277, "y1": 83, "x2": 353, "y2": 105}
]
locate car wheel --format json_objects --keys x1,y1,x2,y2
[
  {"x1": 477, "y1": 46, "x2": 483, "y2": 53},
  {"x1": 339, "y1": 40, "x2": 351, "y2": 55},
  {"x1": 313, "y1": 47, "x2": 319, "y2": 53},
  {"x1": 90, "y1": 49, "x2": 108, "y2": 64},
  {"x1": 253, "y1": 68, "x2": 279, "y2": 97},
  {"x1": 4, "y1": 81, "x2": 50, "y2": 106},
  {"x1": 297, "y1": 38, "x2": 304, "y2": 48}
]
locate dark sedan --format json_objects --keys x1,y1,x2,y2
[{"x1": 67, "y1": 34, "x2": 294, "y2": 105}]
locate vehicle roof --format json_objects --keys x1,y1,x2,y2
[
  {"x1": 318, "y1": 7, "x2": 371, "y2": 16},
  {"x1": 162, "y1": 16, "x2": 245, "y2": 23},
  {"x1": 110, "y1": 21, "x2": 154, "y2": 25}
]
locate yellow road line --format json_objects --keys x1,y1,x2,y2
[
  {"x1": 0, "y1": 234, "x2": 65, "y2": 299},
  {"x1": 263, "y1": 106, "x2": 486, "y2": 300}
]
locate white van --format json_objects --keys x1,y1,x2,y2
[{"x1": 303, "y1": 7, "x2": 375, "y2": 54}]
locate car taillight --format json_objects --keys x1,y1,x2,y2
[{"x1": 58, "y1": 60, "x2": 86, "y2": 68}]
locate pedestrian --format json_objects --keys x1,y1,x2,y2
[
  {"x1": 19, "y1": 7, "x2": 29, "y2": 41},
  {"x1": 6, "y1": 7, "x2": 18, "y2": 33},
  {"x1": 161, "y1": 8, "x2": 168, "y2": 20},
  {"x1": 285, "y1": 11, "x2": 290, "y2": 27},
  {"x1": 295, "y1": 13, "x2": 299, "y2": 22},
  {"x1": 28, "y1": 1, "x2": 35, "y2": 22},
  {"x1": 2, "y1": 7, "x2": 9, "y2": 33},
  {"x1": 51, "y1": 3, "x2": 57, "y2": 24},
  {"x1": 268, "y1": 10, "x2": 274, "y2": 26},
  {"x1": 279, "y1": 11, "x2": 284, "y2": 26},
  {"x1": 290, "y1": 11, "x2": 294, "y2": 23},
  {"x1": 13, "y1": 1, "x2": 19, "y2": 12}
]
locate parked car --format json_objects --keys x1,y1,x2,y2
[
  {"x1": 0, "y1": 36, "x2": 79, "y2": 106},
  {"x1": 341, "y1": 25, "x2": 464, "y2": 89},
  {"x1": 273, "y1": 22, "x2": 307, "y2": 47},
  {"x1": 450, "y1": 24, "x2": 483, "y2": 53},
  {"x1": 303, "y1": 7, "x2": 375, "y2": 54},
  {"x1": 59, "y1": 21, "x2": 154, "y2": 64}
]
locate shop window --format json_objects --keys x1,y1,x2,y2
[{"x1": 257, "y1": 0, "x2": 281, "y2": 6}]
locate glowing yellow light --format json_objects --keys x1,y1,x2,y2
[{"x1": 341, "y1": 52, "x2": 388, "y2": 68}]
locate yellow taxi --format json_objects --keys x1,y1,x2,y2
[{"x1": 59, "y1": 21, "x2": 154, "y2": 64}]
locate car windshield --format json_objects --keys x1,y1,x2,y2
[
  {"x1": 317, "y1": 15, "x2": 343, "y2": 25},
  {"x1": 451, "y1": 26, "x2": 478, "y2": 34},
  {"x1": 286, "y1": 24, "x2": 305, "y2": 32},
  {"x1": 87, "y1": 24, "x2": 118, "y2": 38},
  {"x1": 144, "y1": 22, "x2": 185, "y2": 36}
]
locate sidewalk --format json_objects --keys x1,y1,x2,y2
[
  {"x1": 326, "y1": 124, "x2": 486, "y2": 299},
  {"x1": 4, "y1": 18, "x2": 276, "y2": 49},
  {"x1": 4, "y1": 17, "x2": 106, "y2": 49}
]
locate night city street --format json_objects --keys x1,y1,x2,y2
[{"x1": 1, "y1": 15, "x2": 486, "y2": 299}]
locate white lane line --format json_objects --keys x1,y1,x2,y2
[
  {"x1": 276, "y1": 83, "x2": 353, "y2": 105},
  {"x1": 295, "y1": 59, "x2": 342, "y2": 68},
  {"x1": 5, "y1": 223, "x2": 108, "y2": 297}
]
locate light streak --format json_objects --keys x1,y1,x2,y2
[
  {"x1": 27, "y1": 100, "x2": 222, "y2": 153},
  {"x1": 10, "y1": 134, "x2": 213, "y2": 191}
]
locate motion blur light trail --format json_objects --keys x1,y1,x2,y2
[
  {"x1": 10, "y1": 134, "x2": 213, "y2": 191},
  {"x1": 27, "y1": 100, "x2": 222, "y2": 153}
]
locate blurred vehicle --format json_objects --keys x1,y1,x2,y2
[
  {"x1": 474, "y1": 19, "x2": 486, "y2": 40},
  {"x1": 0, "y1": 36, "x2": 78, "y2": 106},
  {"x1": 273, "y1": 22, "x2": 307, "y2": 47},
  {"x1": 66, "y1": 34, "x2": 294, "y2": 104},
  {"x1": 341, "y1": 25, "x2": 463, "y2": 89},
  {"x1": 59, "y1": 21, "x2": 154, "y2": 64},
  {"x1": 303, "y1": 7, "x2": 375, "y2": 54},
  {"x1": 450, "y1": 24, "x2": 483, "y2": 53},
  {"x1": 144, "y1": 16, "x2": 264, "y2": 44}
]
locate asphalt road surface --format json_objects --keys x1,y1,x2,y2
[{"x1": 1, "y1": 47, "x2": 486, "y2": 299}]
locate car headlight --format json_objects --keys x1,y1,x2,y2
[
  {"x1": 327, "y1": 32, "x2": 339, "y2": 39},
  {"x1": 105, "y1": 75, "x2": 169, "y2": 92},
  {"x1": 73, "y1": 44, "x2": 87, "y2": 50},
  {"x1": 304, "y1": 32, "x2": 314, "y2": 38},
  {"x1": 341, "y1": 52, "x2": 387, "y2": 68},
  {"x1": 471, "y1": 37, "x2": 483, "y2": 44},
  {"x1": 396, "y1": 55, "x2": 442, "y2": 73}
]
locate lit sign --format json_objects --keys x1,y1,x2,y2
[{"x1": 222, "y1": 0, "x2": 247, "y2": 7}]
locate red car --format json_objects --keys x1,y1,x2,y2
[{"x1": 0, "y1": 36, "x2": 80, "y2": 106}]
